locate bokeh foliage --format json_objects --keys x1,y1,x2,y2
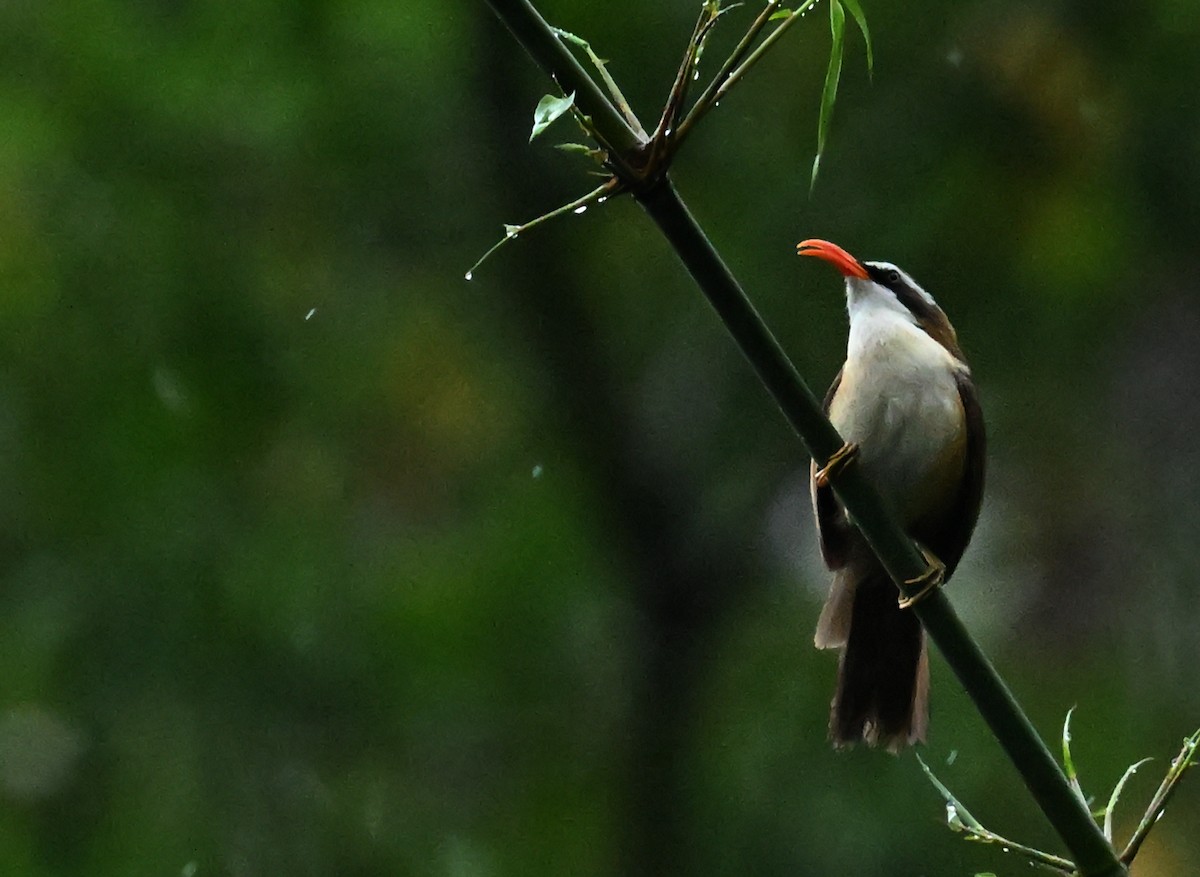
[{"x1": 0, "y1": 1, "x2": 1197, "y2": 875}]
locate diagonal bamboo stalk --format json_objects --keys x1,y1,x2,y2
[{"x1": 481, "y1": 2, "x2": 1128, "y2": 874}]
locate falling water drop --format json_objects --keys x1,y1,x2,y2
[
  {"x1": 573, "y1": 205, "x2": 587, "y2": 215},
  {"x1": 597, "y1": 196, "x2": 608, "y2": 204},
  {"x1": 465, "y1": 271, "x2": 473, "y2": 281},
  {"x1": 305, "y1": 308, "x2": 317, "y2": 321}
]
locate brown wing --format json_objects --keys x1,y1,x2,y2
[
  {"x1": 931, "y1": 369, "x2": 986, "y2": 577},
  {"x1": 811, "y1": 367, "x2": 852, "y2": 569}
]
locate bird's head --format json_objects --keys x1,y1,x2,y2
[{"x1": 797, "y1": 238, "x2": 962, "y2": 360}]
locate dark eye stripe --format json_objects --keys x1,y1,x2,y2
[{"x1": 865, "y1": 262, "x2": 965, "y2": 362}]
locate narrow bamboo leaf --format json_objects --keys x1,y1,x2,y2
[
  {"x1": 769, "y1": 8, "x2": 793, "y2": 20},
  {"x1": 810, "y1": 0, "x2": 844, "y2": 192},
  {"x1": 840, "y1": 0, "x2": 873, "y2": 76},
  {"x1": 1061, "y1": 707, "x2": 1076, "y2": 780},
  {"x1": 916, "y1": 753, "x2": 985, "y2": 833},
  {"x1": 1102, "y1": 757, "x2": 1153, "y2": 841},
  {"x1": 530, "y1": 92, "x2": 576, "y2": 142},
  {"x1": 554, "y1": 142, "x2": 595, "y2": 154},
  {"x1": 1060, "y1": 707, "x2": 1090, "y2": 807}
]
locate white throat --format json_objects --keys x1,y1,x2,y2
[{"x1": 831, "y1": 280, "x2": 966, "y2": 519}]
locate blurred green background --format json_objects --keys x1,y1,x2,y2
[{"x1": 1, "y1": 1, "x2": 1197, "y2": 875}]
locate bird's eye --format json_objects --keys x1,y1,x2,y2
[{"x1": 885, "y1": 268, "x2": 901, "y2": 284}]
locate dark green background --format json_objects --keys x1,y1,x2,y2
[{"x1": 1, "y1": 1, "x2": 1197, "y2": 875}]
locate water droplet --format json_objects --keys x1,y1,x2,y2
[
  {"x1": 505, "y1": 228, "x2": 518, "y2": 239},
  {"x1": 946, "y1": 749, "x2": 958, "y2": 766},
  {"x1": 693, "y1": 70, "x2": 700, "y2": 81},
  {"x1": 1002, "y1": 847, "x2": 1011, "y2": 854},
  {"x1": 597, "y1": 196, "x2": 607, "y2": 204},
  {"x1": 573, "y1": 205, "x2": 587, "y2": 215},
  {"x1": 464, "y1": 271, "x2": 473, "y2": 281},
  {"x1": 181, "y1": 863, "x2": 198, "y2": 877},
  {"x1": 153, "y1": 367, "x2": 189, "y2": 415},
  {"x1": 532, "y1": 464, "x2": 544, "y2": 479},
  {"x1": 714, "y1": 101, "x2": 721, "y2": 108},
  {"x1": 665, "y1": 128, "x2": 673, "y2": 137},
  {"x1": 305, "y1": 308, "x2": 317, "y2": 321}
]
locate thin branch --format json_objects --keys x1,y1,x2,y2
[
  {"x1": 551, "y1": 27, "x2": 649, "y2": 140},
  {"x1": 465, "y1": 178, "x2": 620, "y2": 280},
  {"x1": 675, "y1": 0, "x2": 788, "y2": 146},
  {"x1": 647, "y1": 5, "x2": 715, "y2": 156},
  {"x1": 720, "y1": 0, "x2": 822, "y2": 98},
  {"x1": 917, "y1": 754, "x2": 1075, "y2": 874},
  {"x1": 1120, "y1": 728, "x2": 1200, "y2": 864}
]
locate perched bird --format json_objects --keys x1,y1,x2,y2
[{"x1": 796, "y1": 239, "x2": 985, "y2": 751}]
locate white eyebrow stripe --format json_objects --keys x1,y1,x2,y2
[{"x1": 863, "y1": 260, "x2": 937, "y2": 306}]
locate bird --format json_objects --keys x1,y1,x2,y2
[{"x1": 796, "y1": 238, "x2": 986, "y2": 751}]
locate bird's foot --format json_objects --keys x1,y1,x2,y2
[
  {"x1": 814, "y1": 442, "x2": 860, "y2": 488},
  {"x1": 898, "y1": 547, "x2": 946, "y2": 609}
]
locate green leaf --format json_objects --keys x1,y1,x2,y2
[
  {"x1": 768, "y1": 8, "x2": 793, "y2": 20},
  {"x1": 1102, "y1": 757, "x2": 1153, "y2": 841},
  {"x1": 840, "y1": 0, "x2": 873, "y2": 76},
  {"x1": 1061, "y1": 707, "x2": 1093, "y2": 809},
  {"x1": 811, "y1": 0, "x2": 845, "y2": 192},
  {"x1": 554, "y1": 142, "x2": 594, "y2": 154},
  {"x1": 530, "y1": 92, "x2": 576, "y2": 143},
  {"x1": 1061, "y1": 707, "x2": 1076, "y2": 780}
]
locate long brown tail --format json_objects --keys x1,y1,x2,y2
[{"x1": 829, "y1": 566, "x2": 928, "y2": 751}]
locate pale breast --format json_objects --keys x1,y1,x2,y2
[{"x1": 829, "y1": 320, "x2": 966, "y2": 524}]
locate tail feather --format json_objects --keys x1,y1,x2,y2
[{"x1": 825, "y1": 566, "x2": 928, "y2": 751}]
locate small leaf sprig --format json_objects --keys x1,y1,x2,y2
[
  {"x1": 470, "y1": 0, "x2": 874, "y2": 278},
  {"x1": 917, "y1": 711, "x2": 1200, "y2": 874}
]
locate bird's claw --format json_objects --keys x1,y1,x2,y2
[
  {"x1": 898, "y1": 546, "x2": 946, "y2": 609},
  {"x1": 814, "y1": 442, "x2": 860, "y2": 489}
]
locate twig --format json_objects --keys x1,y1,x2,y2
[
  {"x1": 916, "y1": 754, "x2": 1075, "y2": 874},
  {"x1": 1120, "y1": 728, "x2": 1200, "y2": 864},
  {"x1": 465, "y1": 178, "x2": 620, "y2": 280}
]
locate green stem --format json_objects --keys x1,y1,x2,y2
[
  {"x1": 674, "y1": 0, "x2": 784, "y2": 146},
  {"x1": 486, "y1": 0, "x2": 646, "y2": 164},
  {"x1": 718, "y1": 0, "x2": 819, "y2": 102},
  {"x1": 1120, "y1": 728, "x2": 1200, "y2": 864},
  {"x1": 482, "y1": 2, "x2": 1128, "y2": 874}
]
